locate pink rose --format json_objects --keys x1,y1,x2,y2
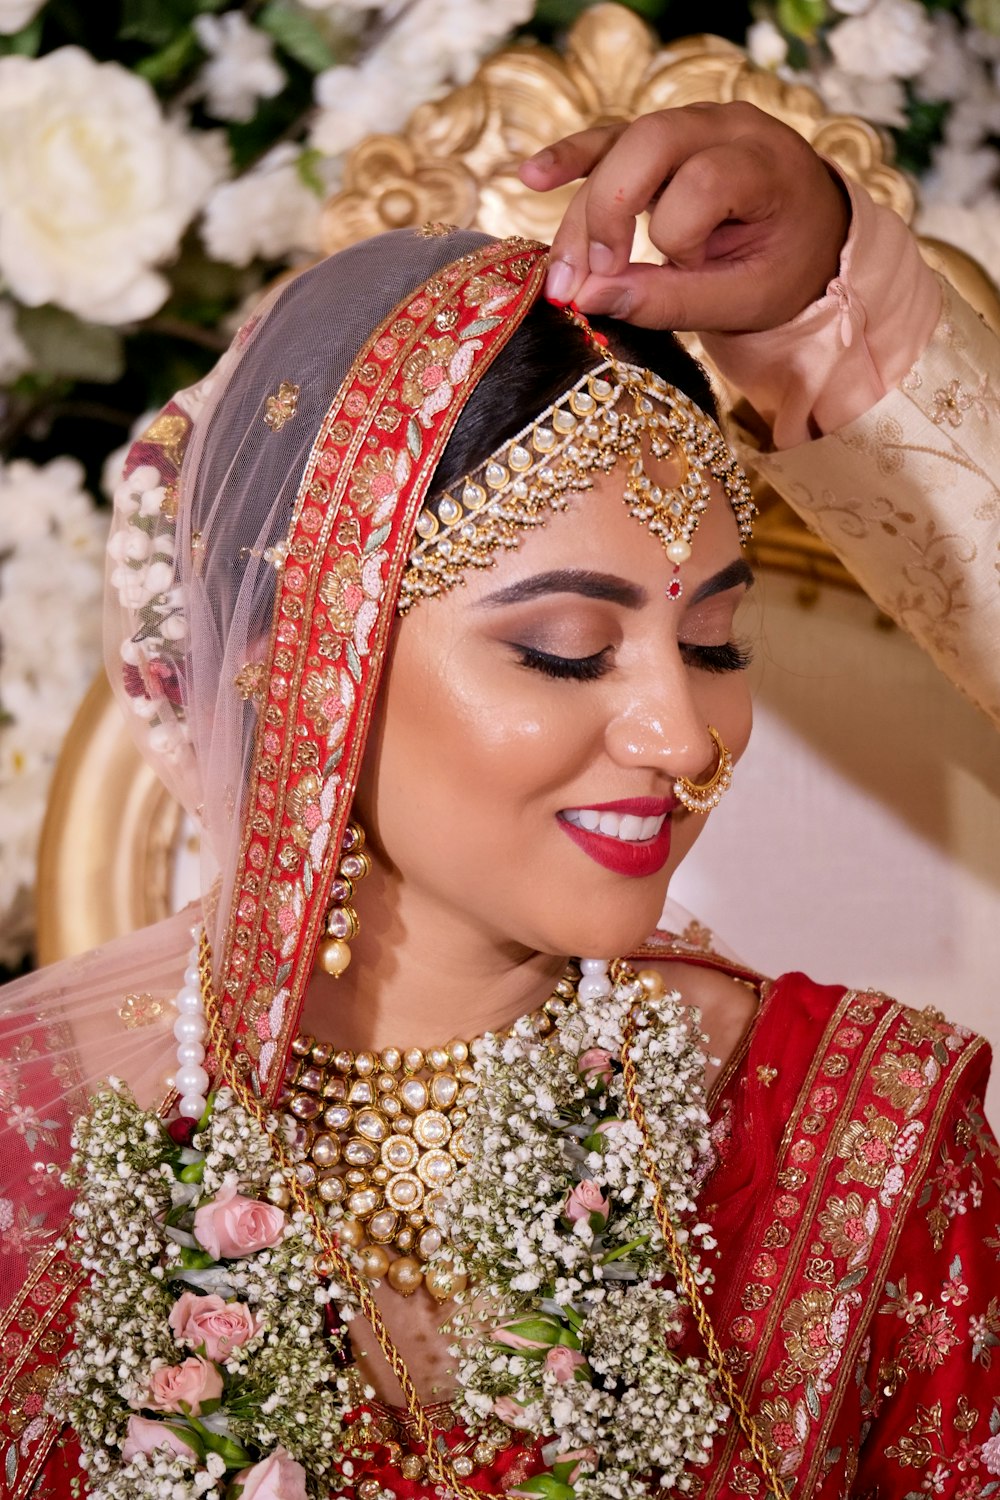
[
  {"x1": 193, "y1": 1179, "x2": 286, "y2": 1260},
  {"x1": 555, "y1": 1446, "x2": 598, "y2": 1483},
  {"x1": 236, "y1": 1448, "x2": 309, "y2": 1500},
  {"x1": 121, "y1": 1415, "x2": 197, "y2": 1462},
  {"x1": 144, "y1": 1356, "x2": 222, "y2": 1416},
  {"x1": 492, "y1": 1396, "x2": 532, "y2": 1429},
  {"x1": 544, "y1": 1346, "x2": 588, "y2": 1383},
  {"x1": 168, "y1": 1291, "x2": 262, "y2": 1361},
  {"x1": 565, "y1": 1179, "x2": 609, "y2": 1225},
  {"x1": 578, "y1": 1048, "x2": 614, "y2": 1085}
]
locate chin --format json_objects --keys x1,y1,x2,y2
[{"x1": 542, "y1": 901, "x2": 669, "y2": 963}]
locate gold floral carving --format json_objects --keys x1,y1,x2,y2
[{"x1": 321, "y1": 4, "x2": 922, "y2": 593}]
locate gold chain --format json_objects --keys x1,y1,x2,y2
[
  {"x1": 199, "y1": 932, "x2": 783, "y2": 1497},
  {"x1": 620, "y1": 1005, "x2": 789, "y2": 1499}
]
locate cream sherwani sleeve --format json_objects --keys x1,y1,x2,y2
[{"x1": 702, "y1": 177, "x2": 1000, "y2": 728}]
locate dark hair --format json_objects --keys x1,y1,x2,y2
[{"x1": 429, "y1": 299, "x2": 718, "y2": 500}]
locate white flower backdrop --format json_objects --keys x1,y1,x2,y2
[{"x1": 1, "y1": 0, "x2": 999, "y2": 969}]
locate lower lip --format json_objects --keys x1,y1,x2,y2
[{"x1": 557, "y1": 815, "x2": 673, "y2": 877}]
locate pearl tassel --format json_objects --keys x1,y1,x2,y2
[
  {"x1": 577, "y1": 957, "x2": 612, "y2": 1003},
  {"x1": 172, "y1": 927, "x2": 209, "y2": 1120}
]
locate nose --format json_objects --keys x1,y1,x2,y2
[{"x1": 604, "y1": 660, "x2": 717, "y2": 782}]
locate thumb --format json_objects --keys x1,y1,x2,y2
[{"x1": 572, "y1": 260, "x2": 771, "y2": 334}]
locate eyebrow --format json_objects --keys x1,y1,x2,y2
[
  {"x1": 476, "y1": 569, "x2": 646, "y2": 609},
  {"x1": 688, "y1": 558, "x2": 755, "y2": 604},
  {"x1": 475, "y1": 558, "x2": 754, "y2": 610}
]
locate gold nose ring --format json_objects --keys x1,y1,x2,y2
[{"x1": 673, "y1": 726, "x2": 734, "y2": 813}]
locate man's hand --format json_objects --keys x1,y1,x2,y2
[{"x1": 518, "y1": 103, "x2": 851, "y2": 334}]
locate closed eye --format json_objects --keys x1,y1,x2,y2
[
  {"x1": 681, "y1": 641, "x2": 753, "y2": 674},
  {"x1": 511, "y1": 644, "x2": 612, "y2": 681}
]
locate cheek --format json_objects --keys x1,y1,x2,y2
[{"x1": 668, "y1": 677, "x2": 752, "y2": 870}]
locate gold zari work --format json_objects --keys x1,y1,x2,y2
[
  {"x1": 399, "y1": 357, "x2": 755, "y2": 611},
  {"x1": 280, "y1": 967, "x2": 579, "y2": 1298}
]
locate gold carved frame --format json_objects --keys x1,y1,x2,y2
[{"x1": 35, "y1": 2, "x2": 1000, "y2": 964}]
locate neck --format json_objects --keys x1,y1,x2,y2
[{"x1": 297, "y1": 857, "x2": 569, "y2": 1052}]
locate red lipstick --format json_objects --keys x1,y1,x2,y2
[{"x1": 557, "y1": 796, "x2": 677, "y2": 878}]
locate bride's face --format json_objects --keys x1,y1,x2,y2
[{"x1": 355, "y1": 462, "x2": 754, "y2": 960}]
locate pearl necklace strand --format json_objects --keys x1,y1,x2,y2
[
  {"x1": 171, "y1": 927, "x2": 210, "y2": 1120},
  {"x1": 170, "y1": 932, "x2": 611, "y2": 1145}
]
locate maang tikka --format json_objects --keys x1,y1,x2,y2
[
  {"x1": 399, "y1": 344, "x2": 755, "y2": 612},
  {"x1": 316, "y1": 821, "x2": 371, "y2": 977}
]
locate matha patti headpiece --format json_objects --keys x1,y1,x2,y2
[{"x1": 399, "y1": 352, "x2": 755, "y2": 612}]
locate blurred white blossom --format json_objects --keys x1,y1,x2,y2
[
  {"x1": 915, "y1": 12, "x2": 983, "y2": 102},
  {"x1": 202, "y1": 143, "x2": 332, "y2": 266},
  {"x1": 916, "y1": 194, "x2": 1000, "y2": 286},
  {"x1": 194, "y1": 11, "x2": 286, "y2": 123},
  {"x1": 0, "y1": 47, "x2": 223, "y2": 324},
  {"x1": 311, "y1": 0, "x2": 534, "y2": 155},
  {"x1": 828, "y1": 0, "x2": 934, "y2": 80},
  {"x1": 816, "y1": 68, "x2": 908, "y2": 126},
  {"x1": 0, "y1": 457, "x2": 106, "y2": 965},
  {"x1": 921, "y1": 143, "x2": 1000, "y2": 207},
  {"x1": 0, "y1": 0, "x2": 44, "y2": 34},
  {"x1": 746, "y1": 18, "x2": 788, "y2": 68}
]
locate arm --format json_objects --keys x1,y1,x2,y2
[{"x1": 521, "y1": 108, "x2": 1000, "y2": 726}]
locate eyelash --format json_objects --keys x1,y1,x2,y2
[{"x1": 513, "y1": 641, "x2": 753, "y2": 681}]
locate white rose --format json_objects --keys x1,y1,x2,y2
[
  {"x1": 202, "y1": 145, "x2": 330, "y2": 267},
  {"x1": 815, "y1": 66, "x2": 908, "y2": 126},
  {"x1": 915, "y1": 12, "x2": 984, "y2": 103},
  {"x1": 746, "y1": 19, "x2": 788, "y2": 69},
  {"x1": 194, "y1": 12, "x2": 286, "y2": 124},
  {"x1": 828, "y1": 0, "x2": 934, "y2": 81},
  {"x1": 0, "y1": 0, "x2": 44, "y2": 34},
  {"x1": 921, "y1": 143, "x2": 1000, "y2": 208},
  {"x1": 0, "y1": 47, "x2": 224, "y2": 324}
]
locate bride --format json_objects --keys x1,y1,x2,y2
[{"x1": 1, "y1": 105, "x2": 998, "y2": 1500}]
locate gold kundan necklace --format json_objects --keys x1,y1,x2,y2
[{"x1": 278, "y1": 962, "x2": 580, "y2": 1299}]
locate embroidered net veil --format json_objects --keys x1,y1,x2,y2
[{"x1": 0, "y1": 226, "x2": 744, "y2": 1317}]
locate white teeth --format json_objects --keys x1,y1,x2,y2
[{"x1": 562, "y1": 809, "x2": 667, "y2": 842}]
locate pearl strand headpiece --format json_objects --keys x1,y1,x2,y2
[{"x1": 399, "y1": 357, "x2": 755, "y2": 611}]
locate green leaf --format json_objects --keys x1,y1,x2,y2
[
  {"x1": 17, "y1": 305, "x2": 125, "y2": 384},
  {"x1": 346, "y1": 641, "x2": 362, "y2": 683},
  {"x1": 968, "y1": 0, "x2": 1000, "y2": 28},
  {"x1": 407, "y1": 417, "x2": 422, "y2": 459},
  {"x1": 276, "y1": 961, "x2": 293, "y2": 987},
  {"x1": 296, "y1": 147, "x2": 327, "y2": 198},
  {"x1": 119, "y1": 0, "x2": 224, "y2": 47},
  {"x1": 775, "y1": 0, "x2": 828, "y2": 39},
  {"x1": 511, "y1": 1477, "x2": 576, "y2": 1500},
  {"x1": 0, "y1": 15, "x2": 42, "y2": 56},
  {"x1": 258, "y1": 0, "x2": 336, "y2": 71},
  {"x1": 178, "y1": 1246, "x2": 217, "y2": 1269},
  {"x1": 135, "y1": 26, "x2": 200, "y2": 86}
]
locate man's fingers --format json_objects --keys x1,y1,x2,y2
[
  {"x1": 545, "y1": 180, "x2": 598, "y2": 305},
  {"x1": 646, "y1": 143, "x2": 773, "y2": 268},
  {"x1": 517, "y1": 124, "x2": 626, "y2": 191},
  {"x1": 572, "y1": 259, "x2": 772, "y2": 333}
]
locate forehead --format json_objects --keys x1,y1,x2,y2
[{"x1": 456, "y1": 465, "x2": 745, "y2": 605}]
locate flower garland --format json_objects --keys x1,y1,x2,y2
[
  {"x1": 433, "y1": 961, "x2": 726, "y2": 1500},
  {"x1": 53, "y1": 960, "x2": 727, "y2": 1499}
]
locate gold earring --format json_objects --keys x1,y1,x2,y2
[
  {"x1": 674, "y1": 726, "x2": 734, "y2": 814},
  {"x1": 316, "y1": 822, "x2": 371, "y2": 977}
]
